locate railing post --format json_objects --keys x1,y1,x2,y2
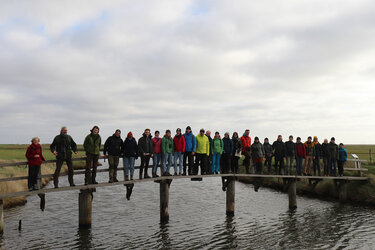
[
  {"x1": 288, "y1": 179, "x2": 297, "y2": 209},
  {"x1": 226, "y1": 177, "x2": 235, "y2": 216},
  {"x1": 160, "y1": 180, "x2": 171, "y2": 222},
  {"x1": 79, "y1": 190, "x2": 93, "y2": 228},
  {"x1": 0, "y1": 199, "x2": 3, "y2": 234}
]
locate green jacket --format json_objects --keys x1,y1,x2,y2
[
  {"x1": 211, "y1": 138, "x2": 223, "y2": 154},
  {"x1": 84, "y1": 133, "x2": 101, "y2": 155},
  {"x1": 328, "y1": 142, "x2": 339, "y2": 160},
  {"x1": 162, "y1": 136, "x2": 174, "y2": 154},
  {"x1": 196, "y1": 134, "x2": 210, "y2": 156}
]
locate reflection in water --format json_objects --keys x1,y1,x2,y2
[
  {"x1": 157, "y1": 222, "x2": 171, "y2": 250},
  {"x1": 75, "y1": 228, "x2": 93, "y2": 250},
  {"x1": 224, "y1": 215, "x2": 238, "y2": 249}
]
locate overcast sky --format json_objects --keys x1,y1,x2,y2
[{"x1": 0, "y1": 0, "x2": 374, "y2": 144}]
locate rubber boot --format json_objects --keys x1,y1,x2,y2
[
  {"x1": 130, "y1": 175, "x2": 134, "y2": 180},
  {"x1": 125, "y1": 175, "x2": 129, "y2": 181}
]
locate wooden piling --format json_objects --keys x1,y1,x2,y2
[
  {"x1": 226, "y1": 177, "x2": 235, "y2": 216},
  {"x1": 160, "y1": 180, "x2": 170, "y2": 222},
  {"x1": 288, "y1": 179, "x2": 297, "y2": 209},
  {"x1": 0, "y1": 199, "x2": 3, "y2": 234},
  {"x1": 79, "y1": 190, "x2": 93, "y2": 228},
  {"x1": 338, "y1": 180, "x2": 348, "y2": 202}
]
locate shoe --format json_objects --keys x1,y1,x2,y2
[
  {"x1": 173, "y1": 173, "x2": 178, "y2": 176},
  {"x1": 33, "y1": 185, "x2": 39, "y2": 190},
  {"x1": 84, "y1": 183, "x2": 88, "y2": 185},
  {"x1": 54, "y1": 185, "x2": 58, "y2": 189},
  {"x1": 182, "y1": 172, "x2": 187, "y2": 176},
  {"x1": 109, "y1": 180, "x2": 113, "y2": 183},
  {"x1": 29, "y1": 187, "x2": 33, "y2": 191},
  {"x1": 125, "y1": 175, "x2": 129, "y2": 181},
  {"x1": 114, "y1": 179, "x2": 119, "y2": 182},
  {"x1": 144, "y1": 175, "x2": 151, "y2": 179},
  {"x1": 70, "y1": 183, "x2": 76, "y2": 187},
  {"x1": 130, "y1": 175, "x2": 134, "y2": 180},
  {"x1": 92, "y1": 181, "x2": 98, "y2": 184},
  {"x1": 139, "y1": 176, "x2": 143, "y2": 180},
  {"x1": 152, "y1": 172, "x2": 156, "y2": 178},
  {"x1": 179, "y1": 173, "x2": 182, "y2": 176}
]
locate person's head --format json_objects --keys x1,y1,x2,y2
[
  {"x1": 31, "y1": 137, "x2": 40, "y2": 145},
  {"x1": 224, "y1": 132, "x2": 229, "y2": 138},
  {"x1": 127, "y1": 132, "x2": 133, "y2": 138},
  {"x1": 254, "y1": 136, "x2": 259, "y2": 143},
  {"x1": 339, "y1": 143, "x2": 344, "y2": 148},
  {"x1": 155, "y1": 130, "x2": 160, "y2": 137},
  {"x1": 324, "y1": 138, "x2": 328, "y2": 144},
  {"x1": 331, "y1": 137, "x2": 335, "y2": 143},
  {"x1": 60, "y1": 126, "x2": 68, "y2": 135},
  {"x1": 115, "y1": 129, "x2": 121, "y2": 137},
  {"x1": 186, "y1": 126, "x2": 192, "y2": 133},
  {"x1": 200, "y1": 129, "x2": 205, "y2": 136},
  {"x1": 313, "y1": 136, "x2": 318, "y2": 142},
  {"x1": 91, "y1": 126, "x2": 99, "y2": 135},
  {"x1": 245, "y1": 129, "x2": 250, "y2": 136},
  {"x1": 277, "y1": 135, "x2": 282, "y2": 141},
  {"x1": 308, "y1": 136, "x2": 312, "y2": 142},
  {"x1": 206, "y1": 130, "x2": 211, "y2": 137},
  {"x1": 264, "y1": 137, "x2": 269, "y2": 143},
  {"x1": 144, "y1": 128, "x2": 151, "y2": 137},
  {"x1": 232, "y1": 132, "x2": 239, "y2": 138},
  {"x1": 214, "y1": 131, "x2": 220, "y2": 138},
  {"x1": 176, "y1": 128, "x2": 181, "y2": 135},
  {"x1": 289, "y1": 135, "x2": 293, "y2": 142},
  {"x1": 166, "y1": 129, "x2": 171, "y2": 137},
  {"x1": 297, "y1": 137, "x2": 301, "y2": 143}
]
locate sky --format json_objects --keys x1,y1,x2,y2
[{"x1": 0, "y1": 0, "x2": 374, "y2": 144}]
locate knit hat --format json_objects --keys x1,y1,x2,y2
[
  {"x1": 254, "y1": 136, "x2": 259, "y2": 141},
  {"x1": 176, "y1": 128, "x2": 181, "y2": 132},
  {"x1": 115, "y1": 129, "x2": 121, "y2": 133},
  {"x1": 331, "y1": 137, "x2": 335, "y2": 141},
  {"x1": 127, "y1": 132, "x2": 133, "y2": 138},
  {"x1": 186, "y1": 126, "x2": 191, "y2": 131}
]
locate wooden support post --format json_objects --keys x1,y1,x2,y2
[
  {"x1": 160, "y1": 180, "x2": 170, "y2": 222},
  {"x1": 79, "y1": 190, "x2": 93, "y2": 228},
  {"x1": 0, "y1": 199, "x2": 3, "y2": 234},
  {"x1": 288, "y1": 179, "x2": 297, "y2": 209},
  {"x1": 370, "y1": 149, "x2": 373, "y2": 164},
  {"x1": 338, "y1": 180, "x2": 348, "y2": 202},
  {"x1": 226, "y1": 177, "x2": 235, "y2": 216}
]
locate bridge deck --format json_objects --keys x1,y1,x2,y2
[{"x1": 0, "y1": 174, "x2": 368, "y2": 199}]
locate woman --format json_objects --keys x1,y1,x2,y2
[
  {"x1": 211, "y1": 132, "x2": 223, "y2": 174},
  {"x1": 338, "y1": 143, "x2": 347, "y2": 177},
  {"x1": 250, "y1": 137, "x2": 264, "y2": 192},
  {"x1": 222, "y1": 132, "x2": 233, "y2": 174},
  {"x1": 231, "y1": 132, "x2": 242, "y2": 174},
  {"x1": 25, "y1": 137, "x2": 45, "y2": 191},
  {"x1": 152, "y1": 131, "x2": 162, "y2": 177},
  {"x1": 295, "y1": 137, "x2": 306, "y2": 176},
  {"x1": 122, "y1": 132, "x2": 138, "y2": 181}
]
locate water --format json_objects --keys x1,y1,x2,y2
[{"x1": 1, "y1": 160, "x2": 375, "y2": 249}]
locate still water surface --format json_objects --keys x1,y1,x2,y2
[{"x1": 1, "y1": 160, "x2": 375, "y2": 249}]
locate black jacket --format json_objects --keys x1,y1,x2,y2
[
  {"x1": 321, "y1": 143, "x2": 330, "y2": 158},
  {"x1": 222, "y1": 137, "x2": 233, "y2": 154},
  {"x1": 50, "y1": 134, "x2": 77, "y2": 160},
  {"x1": 103, "y1": 134, "x2": 123, "y2": 156},
  {"x1": 232, "y1": 137, "x2": 242, "y2": 155},
  {"x1": 314, "y1": 143, "x2": 322, "y2": 157},
  {"x1": 272, "y1": 140, "x2": 286, "y2": 158},
  {"x1": 123, "y1": 137, "x2": 138, "y2": 158},
  {"x1": 263, "y1": 142, "x2": 273, "y2": 156},
  {"x1": 285, "y1": 141, "x2": 296, "y2": 157},
  {"x1": 138, "y1": 134, "x2": 153, "y2": 155}
]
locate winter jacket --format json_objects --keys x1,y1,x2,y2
[
  {"x1": 173, "y1": 134, "x2": 186, "y2": 152},
  {"x1": 211, "y1": 138, "x2": 224, "y2": 154},
  {"x1": 26, "y1": 143, "x2": 46, "y2": 166},
  {"x1": 285, "y1": 141, "x2": 296, "y2": 157},
  {"x1": 272, "y1": 140, "x2": 286, "y2": 158},
  {"x1": 232, "y1": 137, "x2": 242, "y2": 155},
  {"x1": 50, "y1": 134, "x2": 77, "y2": 160},
  {"x1": 321, "y1": 143, "x2": 330, "y2": 158},
  {"x1": 296, "y1": 142, "x2": 306, "y2": 157},
  {"x1": 183, "y1": 132, "x2": 197, "y2": 152},
  {"x1": 103, "y1": 134, "x2": 123, "y2": 156},
  {"x1": 122, "y1": 137, "x2": 138, "y2": 158},
  {"x1": 304, "y1": 141, "x2": 315, "y2": 157},
  {"x1": 207, "y1": 135, "x2": 213, "y2": 155},
  {"x1": 138, "y1": 134, "x2": 153, "y2": 155},
  {"x1": 328, "y1": 142, "x2": 339, "y2": 160},
  {"x1": 162, "y1": 136, "x2": 174, "y2": 154},
  {"x1": 196, "y1": 134, "x2": 210, "y2": 156},
  {"x1": 250, "y1": 142, "x2": 265, "y2": 159},
  {"x1": 263, "y1": 142, "x2": 273, "y2": 156},
  {"x1": 339, "y1": 147, "x2": 348, "y2": 162},
  {"x1": 152, "y1": 137, "x2": 162, "y2": 154},
  {"x1": 314, "y1": 142, "x2": 322, "y2": 157},
  {"x1": 222, "y1": 137, "x2": 233, "y2": 154},
  {"x1": 84, "y1": 133, "x2": 101, "y2": 155},
  {"x1": 240, "y1": 135, "x2": 251, "y2": 152}
]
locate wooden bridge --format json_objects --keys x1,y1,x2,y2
[{"x1": 0, "y1": 158, "x2": 368, "y2": 234}]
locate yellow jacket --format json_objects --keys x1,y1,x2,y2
[{"x1": 196, "y1": 134, "x2": 210, "y2": 156}]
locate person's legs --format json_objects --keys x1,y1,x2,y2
[
  {"x1": 173, "y1": 152, "x2": 178, "y2": 174},
  {"x1": 113, "y1": 156, "x2": 119, "y2": 181},
  {"x1": 183, "y1": 152, "x2": 188, "y2": 175},
  {"x1": 54, "y1": 159, "x2": 64, "y2": 187},
  {"x1": 323, "y1": 157, "x2": 329, "y2": 176},
  {"x1": 144, "y1": 155, "x2": 151, "y2": 178},
  {"x1": 123, "y1": 157, "x2": 130, "y2": 180},
  {"x1": 167, "y1": 153, "x2": 173, "y2": 173},
  {"x1": 201, "y1": 154, "x2": 207, "y2": 175},
  {"x1": 338, "y1": 161, "x2": 344, "y2": 176},
  {"x1": 178, "y1": 152, "x2": 183, "y2": 174},
  {"x1": 140, "y1": 156, "x2": 144, "y2": 179},
  {"x1": 193, "y1": 154, "x2": 200, "y2": 175},
  {"x1": 303, "y1": 157, "x2": 308, "y2": 175},
  {"x1": 85, "y1": 154, "x2": 93, "y2": 184},
  {"x1": 275, "y1": 158, "x2": 280, "y2": 175},
  {"x1": 130, "y1": 157, "x2": 135, "y2": 178},
  {"x1": 279, "y1": 158, "x2": 284, "y2": 175},
  {"x1": 211, "y1": 154, "x2": 217, "y2": 173},
  {"x1": 332, "y1": 159, "x2": 337, "y2": 176},
  {"x1": 243, "y1": 152, "x2": 250, "y2": 174},
  {"x1": 28, "y1": 166, "x2": 32, "y2": 189},
  {"x1": 152, "y1": 154, "x2": 158, "y2": 175},
  {"x1": 65, "y1": 159, "x2": 75, "y2": 186},
  {"x1": 216, "y1": 154, "x2": 221, "y2": 173},
  {"x1": 162, "y1": 154, "x2": 167, "y2": 174},
  {"x1": 108, "y1": 155, "x2": 115, "y2": 182},
  {"x1": 91, "y1": 154, "x2": 99, "y2": 183}
]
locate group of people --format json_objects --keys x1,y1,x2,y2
[{"x1": 25, "y1": 126, "x2": 348, "y2": 190}]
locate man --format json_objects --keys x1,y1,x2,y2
[
  {"x1": 272, "y1": 135, "x2": 286, "y2": 175},
  {"x1": 303, "y1": 136, "x2": 315, "y2": 176},
  {"x1": 152, "y1": 131, "x2": 162, "y2": 177},
  {"x1": 183, "y1": 126, "x2": 196, "y2": 176},
  {"x1": 194, "y1": 129, "x2": 210, "y2": 175},
  {"x1": 173, "y1": 128, "x2": 185, "y2": 176},
  {"x1": 321, "y1": 139, "x2": 330, "y2": 176},
  {"x1": 313, "y1": 136, "x2": 322, "y2": 176},
  {"x1": 162, "y1": 130, "x2": 174, "y2": 175},
  {"x1": 103, "y1": 129, "x2": 123, "y2": 183},
  {"x1": 285, "y1": 135, "x2": 296, "y2": 175},
  {"x1": 328, "y1": 137, "x2": 339, "y2": 176},
  {"x1": 221, "y1": 132, "x2": 233, "y2": 174},
  {"x1": 263, "y1": 138, "x2": 273, "y2": 174},
  {"x1": 50, "y1": 126, "x2": 78, "y2": 188},
  {"x1": 205, "y1": 130, "x2": 213, "y2": 174},
  {"x1": 83, "y1": 126, "x2": 101, "y2": 185},
  {"x1": 138, "y1": 128, "x2": 153, "y2": 179},
  {"x1": 240, "y1": 129, "x2": 252, "y2": 174}
]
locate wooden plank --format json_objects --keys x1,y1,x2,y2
[{"x1": 344, "y1": 168, "x2": 368, "y2": 171}]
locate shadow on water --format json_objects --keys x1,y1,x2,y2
[{"x1": 74, "y1": 227, "x2": 93, "y2": 250}]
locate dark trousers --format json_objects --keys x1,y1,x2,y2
[
  {"x1": 338, "y1": 161, "x2": 345, "y2": 176},
  {"x1": 206, "y1": 154, "x2": 212, "y2": 174},
  {"x1": 330, "y1": 158, "x2": 337, "y2": 176},
  {"x1": 265, "y1": 155, "x2": 272, "y2": 173},
  {"x1": 296, "y1": 156, "x2": 303, "y2": 175},
  {"x1": 313, "y1": 156, "x2": 321, "y2": 176},
  {"x1": 28, "y1": 165, "x2": 40, "y2": 188},
  {"x1": 242, "y1": 151, "x2": 251, "y2": 174},
  {"x1": 108, "y1": 155, "x2": 120, "y2": 181},
  {"x1": 183, "y1": 151, "x2": 194, "y2": 175},
  {"x1": 54, "y1": 158, "x2": 74, "y2": 187},
  {"x1": 231, "y1": 156, "x2": 240, "y2": 173},
  {"x1": 140, "y1": 155, "x2": 151, "y2": 178},
  {"x1": 194, "y1": 153, "x2": 207, "y2": 175},
  {"x1": 221, "y1": 153, "x2": 231, "y2": 174},
  {"x1": 85, "y1": 154, "x2": 99, "y2": 184},
  {"x1": 275, "y1": 157, "x2": 284, "y2": 175},
  {"x1": 323, "y1": 157, "x2": 330, "y2": 175}
]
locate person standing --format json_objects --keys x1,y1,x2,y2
[
  {"x1": 103, "y1": 129, "x2": 123, "y2": 183},
  {"x1": 303, "y1": 136, "x2": 315, "y2": 176},
  {"x1": 152, "y1": 131, "x2": 162, "y2": 177},
  {"x1": 194, "y1": 129, "x2": 210, "y2": 175},
  {"x1": 122, "y1": 132, "x2": 138, "y2": 181},
  {"x1": 328, "y1": 137, "x2": 339, "y2": 176},
  {"x1": 285, "y1": 135, "x2": 296, "y2": 175},
  {"x1": 205, "y1": 130, "x2": 213, "y2": 174},
  {"x1": 321, "y1": 139, "x2": 330, "y2": 176},
  {"x1": 211, "y1": 132, "x2": 223, "y2": 174},
  {"x1": 26, "y1": 137, "x2": 46, "y2": 191},
  {"x1": 295, "y1": 137, "x2": 306, "y2": 176},
  {"x1": 250, "y1": 137, "x2": 265, "y2": 174},
  {"x1": 173, "y1": 128, "x2": 185, "y2": 176},
  {"x1": 162, "y1": 130, "x2": 174, "y2": 175},
  {"x1": 313, "y1": 136, "x2": 322, "y2": 176},
  {"x1": 83, "y1": 126, "x2": 101, "y2": 185},
  {"x1": 231, "y1": 132, "x2": 242, "y2": 174},
  {"x1": 272, "y1": 135, "x2": 286, "y2": 175},
  {"x1": 338, "y1": 143, "x2": 347, "y2": 177},
  {"x1": 240, "y1": 129, "x2": 252, "y2": 174},
  {"x1": 50, "y1": 126, "x2": 78, "y2": 188},
  {"x1": 138, "y1": 128, "x2": 153, "y2": 179},
  {"x1": 183, "y1": 126, "x2": 196, "y2": 176},
  {"x1": 263, "y1": 138, "x2": 273, "y2": 174},
  {"x1": 222, "y1": 132, "x2": 233, "y2": 174}
]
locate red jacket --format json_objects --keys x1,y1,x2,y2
[
  {"x1": 296, "y1": 143, "x2": 306, "y2": 157},
  {"x1": 152, "y1": 137, "x2": 162, "y2": 154},
  {"x1": 25, "y1": 143, "x2": 46, "y2": 166},
  {"x1": 173, "y1": 135, "x2": 186, "y2": 152},
  {"x1": 240, "y1": 135, "x2": 251, "y2": 152}
]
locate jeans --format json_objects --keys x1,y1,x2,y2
[
  {"x1": 330, "y1": 158, "x2": 337, "y2": 176},
  {"x1": 212, "y1": 153, "x2": 221, "y2": 173},
  {"x1": 296, "y1": 156, "x2": 303, "y2": 175},
  {"x1": 183, "y1": 151, "x2": 194, "y2": 175},
  {"x1": 153, "y1": 153, "x2": 162, "y2": 174},
  {"x1": 323, "y1": 157, "x2": 330, "y2": 175},
  {"x1": 313, "y1": 156, "x2": 321, "y2": 176},
  {"x1": 85, "y1": 154, "x2": 99, "y2": 184},
  {"x1": 28, "y1": 165, "x2": 40, "y2": 188},
  {"x1": 174, "y1": 152, "x2": 184, "y2": 174},
  {"x1": 123, "y1": 157, "x2": 135, "y2": 176},
  {"x1": 162, "y1": 153, "x2": 173, "y2": 173},
  {"x1": 285, "y1": 156, "x2": 294, "y2": 175}
]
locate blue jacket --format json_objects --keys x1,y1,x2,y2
[
  {"x1": 183, "y1": 132, "x2": 197, "y2": 152},
  {"x1": 222, "y1": 137, "x2": 233, "y2": 154},
  {"x1": 338, "y1": 147, "x2": 347, "y2": 162}
]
